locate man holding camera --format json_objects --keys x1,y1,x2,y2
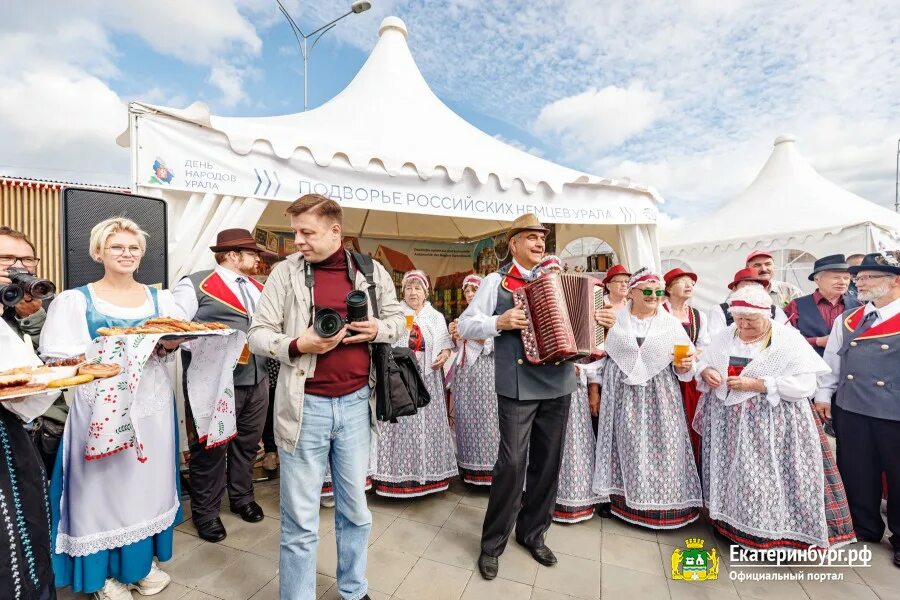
[
  {"x1": 172, "y1": 229, "x2": 271, "y2": 542},
  {"x1": 248, "y1": 194, "x2": 404, "y2": 600},
  {"x1": 0, "y1": 226, "x2": 67, "y2": 473}
]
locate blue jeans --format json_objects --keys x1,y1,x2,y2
[{"x1": 279, "y1": 385, "x2": 372, "y2": 600}]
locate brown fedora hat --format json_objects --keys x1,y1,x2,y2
[
  {"x1": 209, "y1": 228, "x2": 273, "y2": 255},
  {"x1": 506, "y1": 213, "x2": 550, "y2": 241}
]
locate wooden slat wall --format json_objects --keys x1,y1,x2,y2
[{"x1": 0, "y1": 180, "x2": 62, "y2": 288}]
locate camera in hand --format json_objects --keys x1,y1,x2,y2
[
  {"x1": 0, "y1": 267, "x2": 56, "y2": 307},
  {"x1": 313, "y1": 290, "x2": 370, "y2": 338}
]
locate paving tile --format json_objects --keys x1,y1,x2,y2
[
  {"x1": 667, "y1": 584, "x2": 740, "y2": 600},
  {"x1": 372, "y1": 517, "x2": 440, "y2": 555},
  {"x1": 165, "y1": 541, "x2": 242, "y2": 587},
  {"x1": 873, "y1": 586, "x2": 900, "y2": 600},
  {"x1": 800, "y1": 580, "x2": 879, "y2": 600},
  {"x1": 854, "y1": 544, "x2": 900, "y2": 591},
  {"x1": 218, "y1": 513, "x2": 281, "y2": 552},
  {"x1": 316, "y1": 531, "x2": 339, "y2": 578},
  {"x1": 393, "y1": 558, "x2": 472, "y2": 600},
  {"x1": 367, "y1": 492, "x2": 411, "y2": 516},
  {"x1": 458, "y1": 487, "x2": 492, "y2": 510},
  {"x1": 316, "y1": 574, "x2": 336, "y2": 598},
  {"x1": 600, "y1": 516, "x2": 658, "y2": 542},
  {"x1": 193, "y1": 551, "x2": 279, "y2": 600},
  {"x1": 443, "y1": 504, "x2": 488, "y2": 536},
  {"x1": 600, "y1": 564, "x2": 670, "y2": 599},
  {"x1": 54, "y1": 588, "x2": 86, "y2": 600},
  {"x1": 317, "y1": 506, "x2": 336, "y2": 536},
  {"x1": 601, "y1": 532, "x2": 663, "y2": 577},
  {"x1": 529, "y1": 589, "x2": 578, "y2": 600},
  {"x1": 170, "y1": 530, "x2": 206, "y2": 560},
  {"x1": 533, "y1": 553, "x2": 600, "y2": 600},
  {"x1": 658, "y1": 542, "x2": 736, "y2": 593},
  {"x1": 655, "y1": 519, "x2": 715, "y2": 548},
  {"x1": 495, "y1": 541, "x2": 541, "y2": 586},
  {"x1": 545, "y1": 521, "x2": 601, "y2": 561},
  {"x1": 147, "y1": 582, "x2": 193, "y2": 600},
  {"x1": 729, "y1": 566, "x2": 810, "y2": 600},
  {"x1": 423, "y1": 527, "x2": 482, "y2": 570},
  {"x1": 248, "y1": 577, "x2": 278, "y2": 600},
  {"x1": 461, "y1": 575, "x2": 533, "y2": 600},
  {"x1": 246, "y1": 529, "x2": 280, "y2": 560},
  {"x1": 366, "y1": 544, "x2": 420, "y2": 594},
  {"x1": 400, "y1": 496, "x2": 459, "y2": 526},
  {"x1": 181, "y1": 592, "x2": 224, "y2": 600},
  {"x1": 369, "y1": 508, "x2": 397, "y2": 545}
]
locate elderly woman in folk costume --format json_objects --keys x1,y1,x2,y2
[
  {"x1": 448, "y1": 274, "x2": 499, "y2": 486},
  {"x1": 602, "y1": 264, "x2": 632, "y2": 313},
  {"x1": 372, "y1": 270, "x2": 457, "y2": 497},
  {"x1": 662, "y1": 268, "x2": 709, "y2": 463},
  {"x1": 591, "y1": 268, "x2": 703, "y2": 529},
  {"x1": 41, "y1": 218, "x2": 185, "y2": 599},
  {"x1": 694, "y1": 285, "x2": 856, "y2": 549}
]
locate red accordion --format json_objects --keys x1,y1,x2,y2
[{"x1": 513, "y1": 272, "x2": 606, "y2": 365}]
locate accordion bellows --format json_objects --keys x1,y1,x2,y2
[{"x1": 514, "y1": 273, "x2": 606, "y2": 365}]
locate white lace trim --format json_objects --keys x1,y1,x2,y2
[
  {"x1": 708, "y1": 510, "x2": 829, "y2": 548},
  {"x1": 372, "y1": 469, "x2": 458, "y2": 484},
  {"x1": 594, "y1": 486, "x2": 704, "y2": 510},
  {"x1": 55, "y1": 501, "x2": 179, "y2": 557}
]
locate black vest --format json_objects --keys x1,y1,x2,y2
[{"x1": 492, "y1": 264, "x2": 576, "y2": 400}]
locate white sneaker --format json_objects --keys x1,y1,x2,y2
[
  {"x1": 128, "y1": 561, "x2": 171, "y2": 596},
  {"x1": 321, "y1": 495, "x2": 336, "y2": 508},
  {"x1": 93, "y1": 578, "x2": 132, "y2": 600}
]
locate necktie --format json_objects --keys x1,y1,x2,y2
[{"x1": 235, "y1": 277, "x2": 256, "y2": 318}]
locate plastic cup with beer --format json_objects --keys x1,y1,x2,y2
[
  {"x1": 405, "y1": 314, "x2": 415, "y2": 330},
  {"x1": 673, "y1": 344, "x2": 690, "y2": 364}
]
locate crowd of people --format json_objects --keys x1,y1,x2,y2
[{"x1": 1, "y1": 200, "x2": 899, "y2": 600}]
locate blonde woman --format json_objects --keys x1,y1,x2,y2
[
  {"x1": 372, "y1": 270, "x2": 457, "y2": 497},
  {"x1": 41, "y1": 218, "x2": 183, "y2": 600}
]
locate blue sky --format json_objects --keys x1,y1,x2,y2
[{"x1": 1, "y1": 0, "x2": 898, "y2": 218}]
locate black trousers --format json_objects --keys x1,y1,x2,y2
[
  {"x1": 186, "y1": 379, "x2": 269, "y2": 524},
  {"x1": 481, "y1": 394, "x2": 571, "y2": 556},
  {"x1": 833, "y1": 405, "x2": 900, "y2": 549},
  {"x1": 262, "y1": 384, "x2": 277, "y2": 454}
]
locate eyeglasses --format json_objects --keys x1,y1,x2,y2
[
  {"x1": 0, "y1": 255, "x2": 40, "y2": 268},
  {"x1": 239, "y1": 250, "x2": 261, "y2": 260},
  {"x1": 852, "y1": 274, "x2": 892, "y2": 283},
  {"x1": 639, "y1": 289, "x2": 665, "y2": 297},
  {"x1": 106, "y1": 245, "x2": 143, "y2": 257}
]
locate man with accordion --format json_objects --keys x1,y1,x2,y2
[{"x1": 458, "y1": 213, "x2": 617, "y2": 581}]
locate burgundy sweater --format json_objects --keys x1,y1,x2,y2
[{"x1": 299, "y1": 249, "x2": 370, "y2": 397}]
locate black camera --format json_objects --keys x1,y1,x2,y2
[
  {"x1": 313, "y1": 290, "x2": 369, "y2": 338},
  {"x1": 1, "y1": 267, "x2": 56, "y2": 308}
]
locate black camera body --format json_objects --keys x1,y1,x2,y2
[
  {"x1": 1, "y1": 267, "x2": 56, "y2": 308},
  {"x1": 313, "y1": 290, "x2": 369, "y2": 338}
]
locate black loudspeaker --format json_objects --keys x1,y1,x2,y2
[{"x1": 61, "y1": 188, "x2": 168, "y2": 290}]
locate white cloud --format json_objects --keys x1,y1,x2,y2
[
  {"x1": 208, "y1": 65, "x2": 248, "y2": 108},
  {"x1": 533, "y1": 83, "x2": 665, "y2": 154}
]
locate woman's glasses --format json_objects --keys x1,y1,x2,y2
[
  {"x1": 639, "y1": 288, "x2": 665, "y2": 297},
  {"x1": 106, "y1": 245, "x2": 143, "y2": 257}
]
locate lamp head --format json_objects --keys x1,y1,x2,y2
[{"x1": 351, "y1": 1, "x2": 371, "y2": 13}]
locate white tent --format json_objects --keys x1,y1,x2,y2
[
  {"x1": 661, "y1": 134, "x2": 900, "y2": 311},
  {"x1": 118, "y1": 16, "x2": 662, "y2": 283}
]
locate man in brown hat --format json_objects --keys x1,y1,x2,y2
[
  {"x1": 458, "y1": 213, "x2": 617, "y2": 580},
  {"x1": 172, "y1": 228, "x2": 273, "y2": 542}
]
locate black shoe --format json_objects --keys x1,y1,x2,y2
[
  {"x1": 517, "y1": 541, "x2": 557, "y2": 566},
  {"x1": 230, "y1": 500, "x2": 264, "y2": 523},
  {"x1": 596, "y1": 503, "x2": 613, "y2": 518},
  {"x1": 196, "y1": 517, "x2": 227, "y2": 542},
  {"x1": 478, "y1": 552, "x2": 499, "y2": 580},
  {"x1": 893, "y1": 549, "x2": 900, "y2": 569}
]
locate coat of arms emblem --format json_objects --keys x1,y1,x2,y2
[{"x1": 671, "y1": 538, "x2": 719, "y2": 581}]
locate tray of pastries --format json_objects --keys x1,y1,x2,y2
[
  {"x1": 96, "y1": 317, "x2": 232, "y2": 337},
  {"x1": 0, "y1": 362, "x2": 122, "y2": 399}
]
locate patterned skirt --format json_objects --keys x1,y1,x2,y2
[
  {"x1": 451, "y1": 353, "x2": 498, "y2": 485},
  {"x1": 679, "y1": 379, "x2": 702, "y2": 464},
  {"x1": 0, "y1": 406, "x2": 55, "y2": 600},
  {"x1": 697, "y1": 394, "x2": 855, "y2": 549},
  {"x1": 592, "y1": 365, "x2": 702, "y2": 529},
  {"x1": 554, "y1": 382, "x2": 600, "y2": 523},
  {"x1": 372, "y1": 356, "x2": 458, "y2": 498}
]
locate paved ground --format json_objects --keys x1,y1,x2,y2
[{"x1": 57, "y1": 477, "x2": 899, "y2": 600}]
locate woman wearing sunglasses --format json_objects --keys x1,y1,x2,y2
[{"x1": 591, "y1": 268, "x2": 703, "y2": 530}]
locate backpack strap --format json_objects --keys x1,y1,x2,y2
[{"x1": 351, "y1": 252, "x2": 380, "y2": 319}]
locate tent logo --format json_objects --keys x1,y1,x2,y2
[
  {"x1": 671, "y1": 538, "x2": 719, "y2": 581},
  {"x1": 149, "y1": 158, "x2": 175, "y2": 185}
]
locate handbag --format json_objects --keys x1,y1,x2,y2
[{"x1": 351, "y1": 253, "x2": 431, "y2": 422}]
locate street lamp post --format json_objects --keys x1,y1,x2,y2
[
  {"x1": 277, "y1": 1, "x2": 372, "y2": 111},
  {"x1": 895, "y1": 138, "x2": 899, "y2": 213}
]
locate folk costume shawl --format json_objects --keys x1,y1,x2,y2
[
  {"x1": 604, "y1": 302, "x2": 694, "y2": 386},
  {"x1": 697, "y1": 321, "x2": 829, "y2": 407},
  {"x1": 398, "y1": 301, "x2": 453, "y2": 365}
]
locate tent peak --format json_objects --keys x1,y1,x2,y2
[
  {"x1": 379, "y1": 16, "x2": 408, "y2": 40},
  {"x1": 774, "y1": 133, "x2": 797, "y2": 146}
]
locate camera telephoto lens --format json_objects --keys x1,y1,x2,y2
[
  {"x1": 314, "y1": 308, "x2": 345, "y2": 338},
  {"x1": 345, "y1": 290, "x2": 369, "y2": 323},
  {"x1": 6, "y1": 267, "x2": 56, "y2": 300},
  {"x1": 0, "y1": 284, "x2": 25, "y2": 307}
]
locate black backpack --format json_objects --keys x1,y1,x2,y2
[{"x1": 351, "y1": 253, "x2": 431, "y2": 422}]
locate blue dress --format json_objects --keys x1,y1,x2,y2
[{"x1": 49, "y1": 286, "x2": 182, "y2": 593}]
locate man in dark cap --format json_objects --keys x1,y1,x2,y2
[
  {"x1": 172, "y1": 228, "x2": 273, "y2": 542},
  {"x1": 815, "y1": 253, "x2": 900, "y2": 568},
  {"x1": 785, "y1": 254, "x2": 860, "y2": 356}
]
